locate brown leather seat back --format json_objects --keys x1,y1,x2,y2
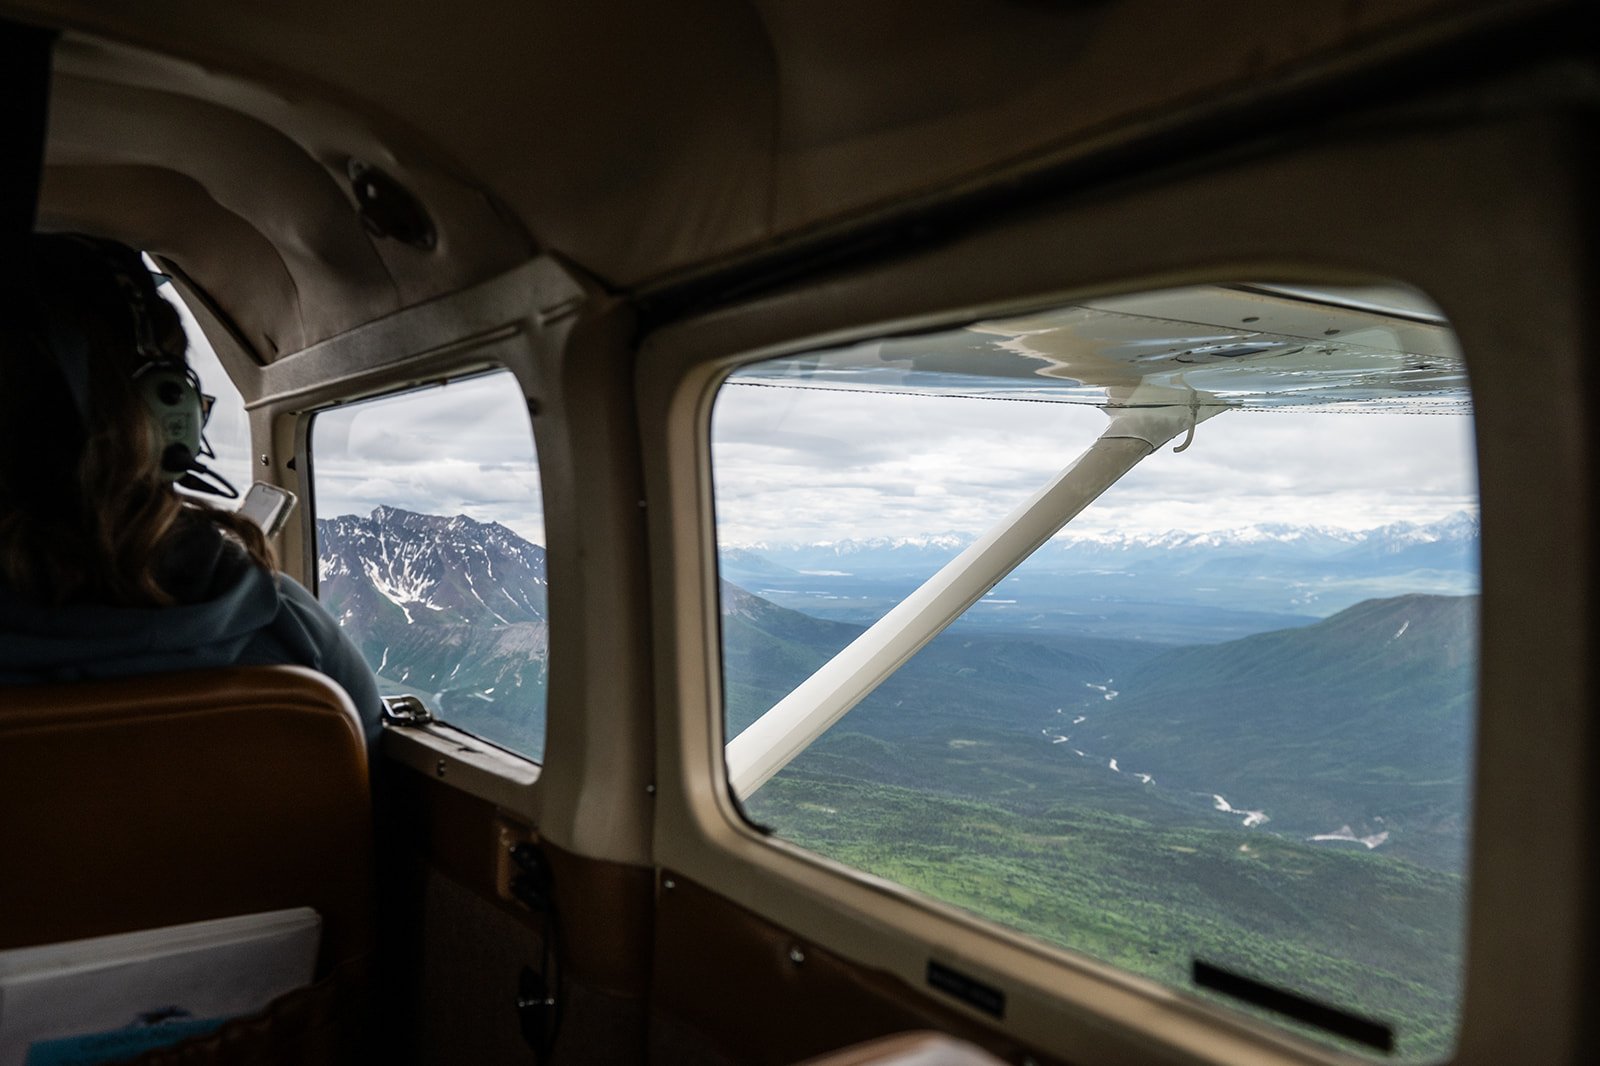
[{"x1": 0, "y1": 665, "x2": 374, "y2": 973}]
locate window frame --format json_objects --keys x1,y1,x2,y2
[
  {"x1": 704, "y1": 303, "x2": 1480, "y2": 1061},
  {"x1": 251, "y1": 262, "x2": 581, "y2": 828},
  {"x1": 640, "y1": 112, "x2": 1592, "y2": 1066},
  {"x1": 214, "y1": 254, "x2": 660, "y2": 865},
  {"x1": 298, "y1": 365, "x2": 552, "y2": 810}
]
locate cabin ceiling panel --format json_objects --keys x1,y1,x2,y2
[
  {"x1": 37, "y1": 164, "x2": 302, "y2": 357},
  {"x1": 32, "y1": 31, "x2": 539, "y2": 357},
  {"x1": 752, "y1": 0, "x2": 1468, "y2": 233},
  {"x1": 6, "y1": 0, "x2": 1542, "y2": 336},
  {"x1": 14, "y1": 0, "x2": 778, "y2": 294},
  {"x1": 49, "y1": 35, "x2": 538, "y2": 302},
  {"x1": 44, "y1": 71, "x2": 395, "y2": 355}
]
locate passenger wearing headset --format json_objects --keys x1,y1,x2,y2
[{"x1": 0, "y1": 234, "x2": 383, "y2": 745}]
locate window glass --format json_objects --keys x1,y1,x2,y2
[
  {"x1": 149, "y1": 259, "x2": 253, "y2": 495},
  {"x1": 311, "y1": 371, "x2": 548, "y2": 760},
  {"x1": 711, "y1": 284, "x2": 1476, "y2": 1060}
]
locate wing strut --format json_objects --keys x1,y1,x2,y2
[{"x1": 726, "y1": 401, "x2": 1224, "y2": 799}]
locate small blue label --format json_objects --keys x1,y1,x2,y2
[{"x1": 26, "y1": 1017, "x2": 229, "y2": 1066}]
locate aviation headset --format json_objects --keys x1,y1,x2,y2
[{"x1": 29, "y1": 235, "x2": 233, "y2": 497}]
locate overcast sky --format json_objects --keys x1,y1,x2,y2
[
  {"x1": 311, "y1": 372, "x2": 546, "y2": 541},
  {"x1": 710, "y1": 383, "x2": 1478, "y2": 548}
]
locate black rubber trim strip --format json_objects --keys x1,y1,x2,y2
[
  {"x1": 1193, "y1": 958, "x2": 1395, "y2": 1053},
  {"x1": 926, "y1": 960, "x2": 1005, "y2": 1019}
]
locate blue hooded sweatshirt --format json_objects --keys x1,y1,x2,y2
[{"x1": 0, "y1": 523, "x2": 382, "y2": 744}]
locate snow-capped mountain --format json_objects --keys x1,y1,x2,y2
[
  {"x1": 316, "y1": 507, "x2": 550, "y2": 757},
  {"x1": 748, "y1": 533, "x2": 981, "y2": 576},
  {"x1": 318, "y1": 505, "x2": 547, "y2": 629},
  {"x1": 1054, "y1": 523, "x2": 1365, "y2": 554},
  {"x1": 731, "y1": 513, "x2": 1479, "y2": 578}
]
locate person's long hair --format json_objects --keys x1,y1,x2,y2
[{"x1": 0, "y1": 235, "x2": 273, "y2": 607}]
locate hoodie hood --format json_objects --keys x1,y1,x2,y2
[{"x1": 0, "y1": 524, "x2": 282, "y2": 682}]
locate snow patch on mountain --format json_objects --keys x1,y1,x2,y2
[{"x1": 727, "y1": 512, "x2": 1479, "y2": 573}]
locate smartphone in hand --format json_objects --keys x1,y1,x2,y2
[{"x1": 237, "y1": 482, "x2": 297, "y2": 539}]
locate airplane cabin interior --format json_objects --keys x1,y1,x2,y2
[{"x1": 0, "y1": 2, "x2": 1596, "y2": 1065}]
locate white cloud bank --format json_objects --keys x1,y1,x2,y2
[
  {"x1": 312, "y1": 372, "x2": 547, "y2": 543},
  {"x1": 711, "y1": 385, "x2": 1478, "y2": 547}
]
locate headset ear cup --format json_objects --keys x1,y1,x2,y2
[{"x1": 132, "y1": 364, "x2": 203, "y2": 480}]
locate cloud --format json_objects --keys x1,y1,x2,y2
[
  {"x1": 711, "y1": 384, "x2": 1477, "y2": 546},
  {"x1": 310, "y1": 372, "x2": 546, "y2": 542}
]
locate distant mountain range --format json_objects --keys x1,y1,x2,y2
[
  {"x1": 721, "y1": 513, "x2": 1479, "y2": 634},
  {"x1": 728, "y1": 512, "x2": 1478, "y2": 576},
  {"x1": 317, "y1": 507, "x2": 1476, "y2": 870}
]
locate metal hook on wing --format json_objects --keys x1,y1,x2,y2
[{"x1": 1173, "y1": 377, "x2": 1201, "y2": 453}]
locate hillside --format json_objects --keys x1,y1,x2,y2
[
  {"x1": 1079, "y1": 594, "x2": 1477, "y2": 866},
  {"x1": 733, "y1": 591, "x2": 1477, "y2": 870},
  {"x1": 317, "y1": 507, "x2": 551, "y2": 756},
  {"x1": 317, "y1": 508, "x2": 1476, "y2": 872},
  {"x1": 736, "y1": 593, "x2": 1478, "y2": 1058}
]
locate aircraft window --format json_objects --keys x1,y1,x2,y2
[
  {"x1": 309, "y1": 370, "x2": 548, "y2": 761},
  {"x1": 710, "y1": 284, "x2": 1476, "y2": 1061},
  {"x1": 149, "y1": 262, "x2": 253, "y2": 496}
]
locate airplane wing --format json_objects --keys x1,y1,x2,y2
[
  {"x1": 723, "y1": 283, "x2": 1470, "y2": 797},
  {"x1": 725, "y1": 283, "x2": 1469, "y2": 414}
]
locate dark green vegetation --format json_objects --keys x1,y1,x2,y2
[
  {"x1": 1099, "y1": 595, "x2": 1476, "y2": 870},
  {"x1": 731, "y1": 590, "x2": 1476, "y2": 1061},
  {"x1": 747, "y1": 776, "x2": 1464, "y2": 1059}
]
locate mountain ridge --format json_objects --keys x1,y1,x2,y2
[
  {"x1": 732, "y1": 511, "x2": 1478, "y2": 562},
  {"x1": 317, "y1": 506, "x2": 552, "y2": 757}
]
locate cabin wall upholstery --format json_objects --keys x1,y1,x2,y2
[
  {"x1": 382, "y1": 769, "x2": 654, "y2": 1064},
  {"x1": 650, "y1": 875, "x2": 1063, "y2": 1066}
]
